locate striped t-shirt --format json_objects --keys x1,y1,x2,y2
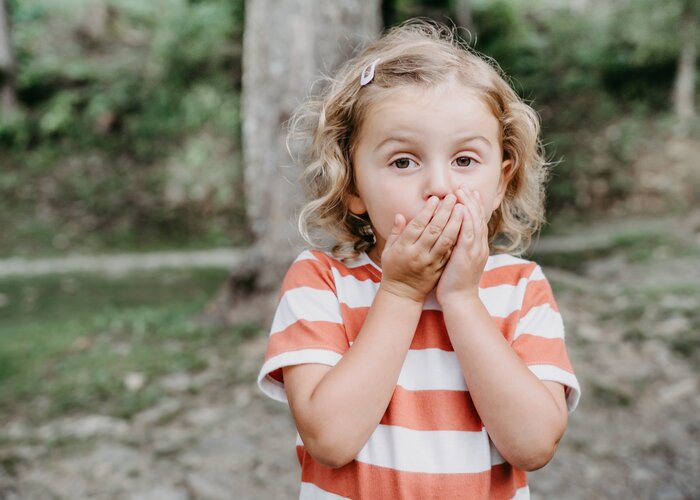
[{"x1": 258, "y1": 249, "x2": 580, "y2": 500}]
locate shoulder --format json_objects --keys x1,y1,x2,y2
[
  {"x1": 281, "y1": 249, "x2": 378, "y2": 292},
  {"x1": 483, "y1": 253, "x2": 545, "y2": 285}
]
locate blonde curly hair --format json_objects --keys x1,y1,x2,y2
[{"x1": 289, "y1": 19, "x2": 548, "y2": 259}]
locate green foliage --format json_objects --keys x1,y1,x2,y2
[
  {"x1": 1, "y1": 0, "x2": 246, "y2": 256},
  {"x1": 1, "y1": 0, "x2": 696, "y2": 255}
]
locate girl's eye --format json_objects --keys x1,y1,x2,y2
[
  {"x1": 455, "y1": 156, "x2": 474, "y2": 167},
  {"x1": 392, "y1": 158, "x2": 417, "y2": 169}
]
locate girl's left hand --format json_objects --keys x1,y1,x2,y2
[{"x1": 435, "y1": 187, "x2": 489, "y2": 305}]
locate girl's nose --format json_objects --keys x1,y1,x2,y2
[{"x1": 423, "y1": 165, "x2": 452, "y2": 200}]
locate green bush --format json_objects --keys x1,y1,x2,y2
[{"x1": 0, "y1": 0, "x2": 246, "y2": 256}]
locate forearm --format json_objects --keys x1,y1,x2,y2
[
  {"x1": 293, "y1": 287, "x2": 423, "y2": 466},
  {"x1": 441, "y1": 296, "x2": 568, "y2": 471}
]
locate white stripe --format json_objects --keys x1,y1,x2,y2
[
  {"x1": 512, "y1": 485, "x2": 530, "y2": 499},
  {"x1": 348, "y1": 252, "x2": 533, "y2": 274},
  {"x1": 294, "y1": 250, "x2": 320, "y2": 264},
  {"x1": 342, "y1": 252, "x2": 376, "y2": 269},
  {"x1": 528, "y1": 364, "x2": 581, "y2": 412},
  {"x1": 258, "y1": 349, "x2": 343, "y2": 403},
  {"x1": 490, "y1": 441, "x2": 505, "y2": 466},
  {"x1": 423, "y1": 291, "x2": 441, "y2": 311},
  {"x1": 270, "y1": 287, "x2": 342, "y2": 334},
  {"x1": 332, "y1": 269, "x2": 378, "y2": 308},
  {"x1": 299, "y1": 482, "x2": 351, "y2": 500},
  {"x1": 296, "y1": 431, "x2": 504, "y2": 467},
  {"x1": 356, "y1": 424, "x2": 498, "y2": 473},
  {"x1": 332, "y1": 267, "x2": 532, "y2": 319},
  {"x1": 398, "y1": 349, "x2": 467, "y2": 391},
  {"x1": 479, "y1": 279, "x2": 528, "y2": 317},
  {"x1": 514, "y1": 303, "x2": 564, "y2": 340},
  {"x1": 529, "y1": 265, "x2": 545, "y2": 281},
  {"x1": 484, "y1": 253, "x2": 530, "y2": 271}
]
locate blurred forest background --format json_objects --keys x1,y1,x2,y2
[
  {"x1": 1, "y1": 0, "x2": 698, "y2": 257},
  {"x1": 0, "y1": 0, "x2": 699, "y2": 498}
]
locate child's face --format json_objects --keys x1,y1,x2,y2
[{"x1": 348, "y1": 80, "x2": 510, "y2": 257}]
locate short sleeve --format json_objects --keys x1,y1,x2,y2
[
  {"x1": 510, "y1": 265, "x2": 581, "y2": 412},
  {"x1": 257, "y1": 250, "x2": 349, "y2": 403}
]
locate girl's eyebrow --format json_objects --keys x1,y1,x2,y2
[
  {"x1": 456, "y1": 135, "x2": 492, "y2": 147},
  {"x1": 372, "y1": 134, "x2": 419, "y2": 152},
  {"x1": 373, "y1": 134, "x2": 493, "y2": 152}
]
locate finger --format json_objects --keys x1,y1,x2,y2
[
  {"x1": 402, "y1": 196, "x2": 440, "y2": 243},
  {"x1": 384, "y1": 213, "x2": 406, "y2": 249},
  {"x1": 456, "y1": 189, "x2": 476, "y2": 245},
  {"x1": 473, "y1": 190, "x2": 487, "y2": 225},
  {"x1": 430, "y1": 202, "x2": 463, "y2": 257},
  {"x1": 417, "y1": 194, "x2": 457, "y2": 249},
  {"x1": 466, "y1": 191, "x2": 484, "y2": 245},
  {"x1": 473, "y1": 190, "x2": 489, "y2": 252}
]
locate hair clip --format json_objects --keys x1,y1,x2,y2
[{"x1": 360, "y1": 58, "x2": 380, "y2": 86}]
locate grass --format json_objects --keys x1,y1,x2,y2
[{"x1": 0, "y1": 268, "x2": 261, "y2": 423}]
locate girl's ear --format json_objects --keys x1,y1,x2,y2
[
  {"x1": 346, "y1": 193, "x2": 367, "y2": 215},
  {"x1": 493, "y1": 159, "x2": 513, "y2": 211}
]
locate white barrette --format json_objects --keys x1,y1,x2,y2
[{"x1": 360, "y1": 58, "x2": 380, "y2": 86}]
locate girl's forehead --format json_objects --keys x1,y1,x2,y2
[
  {"x1": 350, "y1": 90, "x2": 502, "y2": 162},
  {"x1": 358, "y1": 81, "x2": 498, "y2": 134}
]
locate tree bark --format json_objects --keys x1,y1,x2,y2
[
  {"x1": 241, "y1": 0, "x2": 381, "y2": 290},
  {"x1": 0, "y1": 0, "x2": 18, "y2": 117},
  {"x1": 673, "y1": 0, "x2": 698, "y2": 135},
  {"x1": 206, "y1": 0, "x2": 381, "y2": 325}
]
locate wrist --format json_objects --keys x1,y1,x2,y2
[
  {"x1": 378, "y1": 279, "x2": 427, "y2": 305},
  {"x1": 437, "y1": 289, "x2": 481, "y2": 310}
]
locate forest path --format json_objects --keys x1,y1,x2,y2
[{"x1": 0, "y1": 248, "x2": 247, "y2": 278}]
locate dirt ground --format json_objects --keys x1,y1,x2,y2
[{"x1": 1, "y1": 215, "x2": 699, "y2": 499}]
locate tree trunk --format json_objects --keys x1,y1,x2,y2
[
  {"x1": 242, "y1": 0, "x2": 381, "y2": 290},
  {"x1": 0, "y1": 0, "x2": 18, "y2": 117},
  {"x1": 205, "y1": 0, "x2": 381, "y2": 325},
  {"x1": 673, "y1": 0, "x2": 698, "y2": 135}
]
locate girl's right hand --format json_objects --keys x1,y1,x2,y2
[{"x1": 379, "y1": 194, "x2": 464, "y2": 303}]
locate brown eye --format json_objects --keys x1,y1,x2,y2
[
  {"x1": 392, "y1": 158, "x2": 415, "y2": 169},
  {"x1": 455, "y1": 157, "x2": 473, "y2": 167}
]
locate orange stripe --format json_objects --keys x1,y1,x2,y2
[
  {"x1": 298, "y1": 449, "x2": 527, "y2": 499},
  {"x1": 381, "y1": 386, "x2": 483, "y2": 431},
  {"x1": 411, "y1": 311, "x2": 452, "y2": 350},
  {"x1": 512, "y1": 334, "x2": 574, "y2": 373},
  {"x1": 266, "y1": 320, "x2": 349, "y2": 360},
  {"x1": 280, "y1": 259, "x2": 336, "y2": 295},
  {"x1": 341, "y1": 305, "x2": 369, "y2": 343},
  {"x1": 480, "y1": 262, "x2": 537, "y2": 288},
  {"x1": 520, "y1": 279, "x2": 559, "y2": 316},
  {"x1": 499, "y1": 310, "x2": 520, "y2": 343},
  {"x1": 341, "y1": 308, "x2": 519, "y2": 348}
]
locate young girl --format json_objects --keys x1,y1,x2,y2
[{"x1": 257, "y1": 20, "x2": 580, "y2": 500}]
